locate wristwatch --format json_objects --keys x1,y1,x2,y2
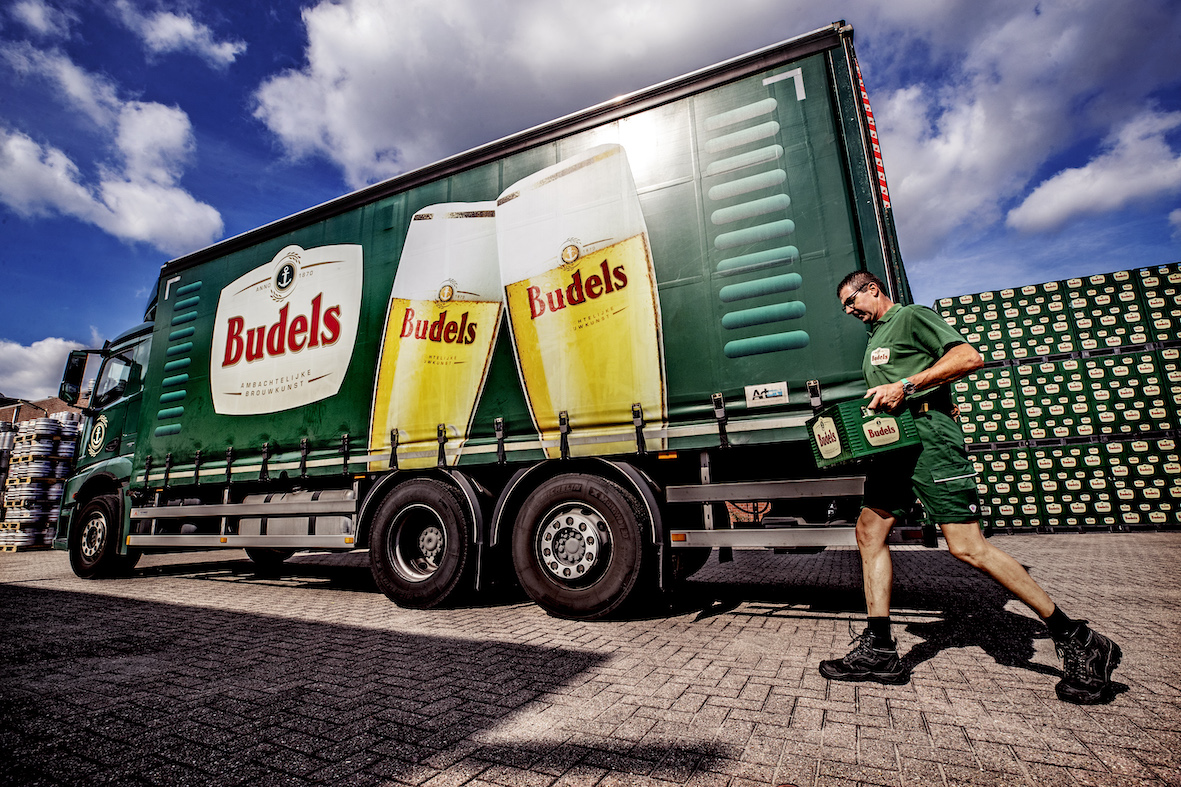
[{"x1": 901, "y1": 378, "x2": 917, "y2": 397}]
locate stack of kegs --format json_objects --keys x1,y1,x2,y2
[{"x1": 1, "y1": 414, "x2": 80, "y2": 549}]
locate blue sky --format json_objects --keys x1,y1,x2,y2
[{"x1": 1, "y1": 0, "x2": 1179, "y2": 399}]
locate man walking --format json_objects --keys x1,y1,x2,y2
[{"x1": 820, "y1": 271, "x2": 1122, "y2": 705}]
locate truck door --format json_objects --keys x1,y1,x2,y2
[{"x1": 76, "y1": 335, "x2": 152, "y2": 470}]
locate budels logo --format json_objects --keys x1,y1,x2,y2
[
  {"x1": 222, "y1": 295, "x2": 342, "y2": 366},
  {"x1": 399, "y1": 307, "x2": 479, "y2": 345},
  {"x1": 526, "y1": 259, "x2": 628, "y2": 320},
  {"x1": 863, "y1": 416, "x2": 900, "y2": 446},
  {"x1": 211, "y1": 245, "x2": 362, "y2": 415},
  {"x1": 813, "y1": 416, "x2": 842, "y2": 460}
]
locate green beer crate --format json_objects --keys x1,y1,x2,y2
[
  {"x1": 807, "y1": 399, "x2": 920, "y2": 468},
  {"x1": 975, "y1": 447, "x2": 1040, "y2": 528},
  {"x1": 1109, "y1": 437, "x2": 1180, "y2": 527},
  {"x1": 935, "y1": 292, "x2": 1007, "y2": 363},
  {"x1": 955, "y1": 366, "x2": 1023, "y2": 445},
  {"x1": 1034, "y1": 444, "x2": 1115, "y2": 528},
  {"x1": 1067, "y1": 271, "x2": 1149, "y2": 352},
  {"x1": 1017, "y1": 359, "x2": 1096, "y2": 441},
  {"x1": 1157, "y1": 347, "x2": 1181, "y2": 423},
  {"x1": 1136, "y1": 263, "x2": 1181, "y2": 343},
  {"x1": 1001, "y1": 281, "x2": 1075, "y2": 360},
  {"x1": 1085, "y1": 352, "x2": 1174, "y2": 435}
]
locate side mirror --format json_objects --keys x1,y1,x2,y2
[{"x1": 59, "y1": 349, "x2": 93, "y2": 405}]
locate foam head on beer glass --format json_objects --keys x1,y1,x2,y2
[
  {"x1": 369, "y1": 201, "x2": 503, "y2": 469},
  {"x1": 497, "y1": 144, "x2": 667, "y2": 458}
]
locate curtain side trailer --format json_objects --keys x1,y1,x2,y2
[{"x1": 56, "y1": 22, "x2": 921, "y2": 619}]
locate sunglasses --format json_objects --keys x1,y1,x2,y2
[{"x1": 842, "y1": 282, "x2": 873, "y2": 310}]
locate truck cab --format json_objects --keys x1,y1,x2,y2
[{"x1": 56, "y1": 322, "x2": 153, "y2": 576}]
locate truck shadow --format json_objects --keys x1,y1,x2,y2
[{"x1": 0, "y1": 583, "x2": 730, "y2": 785}]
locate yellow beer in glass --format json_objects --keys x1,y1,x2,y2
[
  {"x1": 498, "y1": 144, "x2": 667, "y2": 458},
  {"x1": 370, "y1": 203, "x2": 502, "y2": 469}
]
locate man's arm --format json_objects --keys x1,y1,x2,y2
[{"x1": 866, "y1": 343, "x2": 983, "y2": 413}]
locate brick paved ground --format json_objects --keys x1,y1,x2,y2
[{"x1": 1, "y1": 533, "x2": 1178, "y2": 786}]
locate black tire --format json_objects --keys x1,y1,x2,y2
[
  {"x1": 512, "y1": 473, "x2": 651, "y2": 620},
  {"x1": 369, "y1": 479, "x2": 474, "y2": 608},
  {"x1": 245, "y1": 548, "x2": 296, "y2": 572},
  {"x1": 69, "y1": 494, "x2": 129, "y2": 578}
]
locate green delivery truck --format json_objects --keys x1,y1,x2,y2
[{"x1": 55, "y1": 21, "x2": 921, "y2": 619}]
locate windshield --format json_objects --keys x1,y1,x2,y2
[{"x1": 92, "y1": 335, "x2": 152, "y2": 408}]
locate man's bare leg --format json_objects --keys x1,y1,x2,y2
[
  {"x1": 856, "y1": 506, "x2": 896, "y2": 618},
  {"x1": 939, "y1": 522, "x2": 1054, "y2": 617},
  {"x1": 818, "y1": 505, "x2": 908, "y2": 684}
]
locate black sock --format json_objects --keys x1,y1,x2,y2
[
  {"x1": 868, "y1": 616, "x2": 892, "y2": 644},
  {"x1": 1043, "y1": 606, "x2": 1078, "y2": 639}
]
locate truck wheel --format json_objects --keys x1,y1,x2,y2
[
  {"x1": 69, "y1": 494, "x2": 127, "y2": 578},
  {"x1": 245, "y1": 548, "x2": 296, "y2": 573},
  {"x1": 512, "y1": 474, "x2": 651, "y2": 620},
  {"x1": 369, "y1": 479, "x2": 473, "y2": 608}
]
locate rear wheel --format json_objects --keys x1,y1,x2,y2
[
  {"x1": 512, "y1": 474, "x2": 651, "y2": 620},
  {"x1": 369, "y1": 479, "x2": 474, "y2": 608},
  {"x1": 70, "y1": 494, "x2": 134, "y2": 578}
]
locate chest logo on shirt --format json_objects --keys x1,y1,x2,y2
[{"x1": 870, "y1": 347, "x2": 890, "y2": 366}]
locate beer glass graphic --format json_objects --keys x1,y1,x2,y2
[
  {"x1": 370, "y1": 202, "x2": 503, "y2": 469},
  {"x1": 497, "y1": 144, "x2": 667, "y2": 458}
]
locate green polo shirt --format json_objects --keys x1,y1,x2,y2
[{"x1": 863, "y1": 304, "x2": 965, "y2": 398}]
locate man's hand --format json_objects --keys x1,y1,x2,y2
[{"x1": 866, "y1": 381, "x2": 906, "y2": 414}]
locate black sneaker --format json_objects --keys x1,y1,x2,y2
[
  {"x1": 1053, "y1": 623, "x2": 1122, "y2": 705},
  {"x1": 819, "y1": 627, "x2": 908, "y2": 684}
]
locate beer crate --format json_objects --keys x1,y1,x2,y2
[
  {"x1": 1083, "y1": 352, "x2": 1173, "y2": 436},
  {"x1": 975, "y1": 447, "x2": 1040, "y2": 527},
  {"x1": 1066, "y1": 271, "x2": 1149, "y2": 352},
  {"x1": 1017, "y1": 359, "x2": 1095, "y2": 441},
  {"x1": 1033, "y1": 444, "x2": 1115, "y2": 528},
  {"x1": 1109, "y1": 438, "x2": 1180, "y2": 527},
  {"x1": 935, "y1": 292, "x2": 1007, "y2": 363},
  {"x1": 1157, "y1": 347, "x2": 1181, "y2": 423},
  {"x1": 807, "y1": 399, "x2": 920, "y2": 468},
  {"x1": 1136, "y1": 263, "x2": 1181, "y2": 343},
  {"x1": 1000, "y1": 281, "x2": 1075, "y2": 360},
  {"x1": 954, "y1": 367, "x2": 1023, "y2": 445}
]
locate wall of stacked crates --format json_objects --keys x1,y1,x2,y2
[
  {"x1": 0, "y1": 415, "x2": 81, "y2": 550},
  {"x1": 935, "y1": 262, "x2": 1180, "y2": 532}
]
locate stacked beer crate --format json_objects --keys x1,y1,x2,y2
[
  {"x1": 0, "y1": 416, "x2": 79, "y2": 550},
  {"x1": 937, "y1": 262, "x2": 1180, "y2": 533}
]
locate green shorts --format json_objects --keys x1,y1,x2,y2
[{"x1": 861, "y1": 408, "x2": 980, "y2": 524}]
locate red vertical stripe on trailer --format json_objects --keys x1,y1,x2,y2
[{"x1": 855, "y1": 61, "x2": 891, "y2": 210}]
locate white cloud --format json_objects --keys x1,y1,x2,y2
[
  {"x1": 0, "y1": 337, "x2": 82, "y2": 401},
  {"x1": 253, "y1": 0, "x2": 806, "y2": 188},
  {"x1": 0, "y1": 127, "x2": 222, "y2": 255},
  {"x1": 9, "y1": 0, "x2": 76, "y2": 39},
  {"x1": 1, "y1": 43, "x2": 120, "y2": 126},
  {"x1": 1170, "y1": 209, "x2": 1181, "y2": 240},
  {"x1": 1006, "y1": 111, "x2": 1181, "y2": 233},
  {"x1": 116, "y1": 101, "x2": 195, "y2": 185},
  {"x1": 0, "y1": 43, "x2": 223, "y2": 254},
  {"x1": 251, "y1": 0, "x2": 1181, "y2": 270},
  {"x1": 864, "y1": 1, "x2": 1181, "y2": 258},
  {"x1": 112, "y1": 0, "x2": 245, "y2": 68}
]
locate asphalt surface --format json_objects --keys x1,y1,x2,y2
[{"x1": 1, "y1": 533, "x2": 1178, "y2": 786}]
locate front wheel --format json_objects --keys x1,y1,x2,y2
[
  {"x1": 369, "y1": 479, "x2": 474, "y2": 608},
  {"x1": 512, "y1": 474, "x2": 652, "y2": 620},
  {"x1": 70, "y1": 494, "x2": 134, "y2": 578}
]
